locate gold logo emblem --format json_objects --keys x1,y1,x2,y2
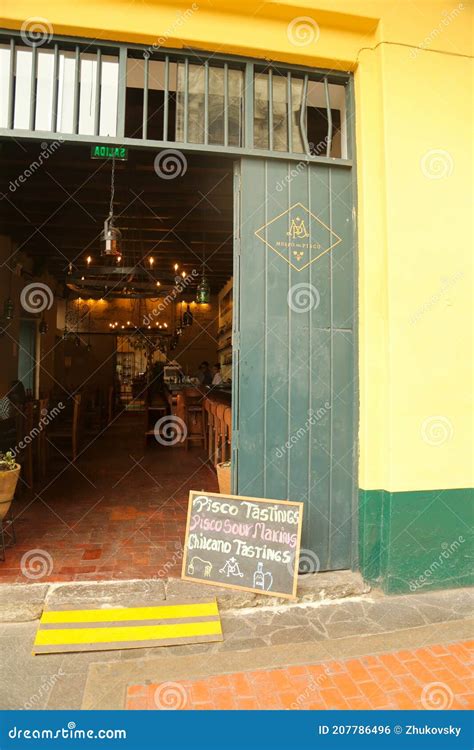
[
  {"x1": 255, "y1": 202, "x2": 342, "y2": 271},
  {"x1": 287, "y1": 217, "x2": 309, "y2": 240}
]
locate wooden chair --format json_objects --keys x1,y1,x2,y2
[
  {"x1": 48, "y1": 393, "x2": 82, "y2": 462},
  {"x1": 87, "y1": 388, "x2": 103, "y2": 431},
  {"x1": 144, "y1": 395, "x2": 167, "y2": 450}
]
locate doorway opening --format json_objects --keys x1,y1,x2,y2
[{"x1": 0, "y1": 140, "x2": 234, "y2": 583}]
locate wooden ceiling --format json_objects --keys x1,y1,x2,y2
[{"x1": 0, "y1": 141, "x2": 234, "y2": 293}]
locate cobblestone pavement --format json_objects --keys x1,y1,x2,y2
[{"x1": 125, "y1": 640, "x2": 474, "y2": 710}]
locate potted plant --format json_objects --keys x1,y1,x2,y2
[{"x1": 0, "y1": 451, "x2": 20, "y2": 521}]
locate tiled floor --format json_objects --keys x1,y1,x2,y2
[
  {"x1": 0, "y1": 411, "x2": 217, "y2": 583},
  {"x1": 125, "y1": 641, "x2": 474, "y2": 710}
]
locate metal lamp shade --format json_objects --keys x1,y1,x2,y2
[{"x1": 101, "y1": 218, "x2": 122, "y2": 256}]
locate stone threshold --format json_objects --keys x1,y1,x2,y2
[
  {"x1": 81, "y1": 617, "x2": 473, "y2": 709},
  {"x1": 0, "y1": 570, "x2": 369, "y2": 623}
]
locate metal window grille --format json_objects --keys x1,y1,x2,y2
[{"x1": 0, "y1": 31, "x2": 352, "y2": 164}]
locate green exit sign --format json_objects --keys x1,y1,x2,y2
[{"x1": 90, "y1": 145, "x2": 128, "y2": 160}]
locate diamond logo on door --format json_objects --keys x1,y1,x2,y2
[{"x1": 254, "y1": 202, "x2": 342, "y2": 271}]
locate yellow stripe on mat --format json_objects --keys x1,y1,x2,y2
[
  {"x1": 33, "y1": 599, "x2": 223, "y2": 654},
  {"x1": 35, "y1": 620, "x2": 223, "y2": 646},
  {"x1": 41, "y1": 602, "x2": 218, "y2": 624}
]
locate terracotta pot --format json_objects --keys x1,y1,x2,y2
[
  {"x1": 0, "y1": 464, "x2": 20, "y2": 522},
  {"x1": 216, "y1": 462, "x2": 231, "y2": 496}
]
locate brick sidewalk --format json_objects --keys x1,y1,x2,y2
[{"x1": 126, "y1": 641, "x2": 473, "y2": 710}]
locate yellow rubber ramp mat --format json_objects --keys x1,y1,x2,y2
[{"x1": 33, "y1": 599, "x2": 223, "y2": 655}]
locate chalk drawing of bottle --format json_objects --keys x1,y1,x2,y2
[{"x1": 253, "y1": 562, "x2": 273, "y2": 591}]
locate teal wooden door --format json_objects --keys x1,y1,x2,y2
[{"x1": 232, "y1": 157, "x2": 356, "y2": 571}]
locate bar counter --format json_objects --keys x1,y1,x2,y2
[{"x1": 164, "y1": 384, "x2": 231, "y2": 411}]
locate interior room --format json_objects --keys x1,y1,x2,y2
[{"x1": 0, "y1": 141, "x2": 234, "y2": 582}]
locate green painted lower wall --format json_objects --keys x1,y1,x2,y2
[{"x1": 359, "y1": 488, "x2": 474, "y2": 594}]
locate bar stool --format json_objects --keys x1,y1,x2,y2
[
  {"x1": 202, "y1": 398, "x2": 209, "y2": 452},
  {"x1": 182, "y1": 388, "x2": 206, "y2": 450},
  {"x1": 215, "y1": 403, "x2": 227, "y2": 466},
  {"x1": 206, "y1": 400, "x2": 216, "y2": 463},
  {"x1": 223, "y1": 406, "x2": 232, "y2": 461}
]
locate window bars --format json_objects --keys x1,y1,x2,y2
[{"x1": 0, "y1": 31, "x2": 351, "y2": 162}]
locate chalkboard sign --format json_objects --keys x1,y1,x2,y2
[{"x1": 181, "y1": 491, "x2": 304, "y2": 600}]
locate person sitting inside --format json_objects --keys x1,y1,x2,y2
[
  {"x1": 212, "y1": 363, "x2": 223, "y2": 386},
  {"x1": 197, "y1": 361, "x2": 213, "y2": 386}
]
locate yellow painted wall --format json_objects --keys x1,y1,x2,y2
[{"x1": 1, "y1": 0, "x2": 472, "y2": 492}]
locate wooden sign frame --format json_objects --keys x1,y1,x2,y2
[{"x1": 181, "y1": 491, "x2": 304, "y2": 600}]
